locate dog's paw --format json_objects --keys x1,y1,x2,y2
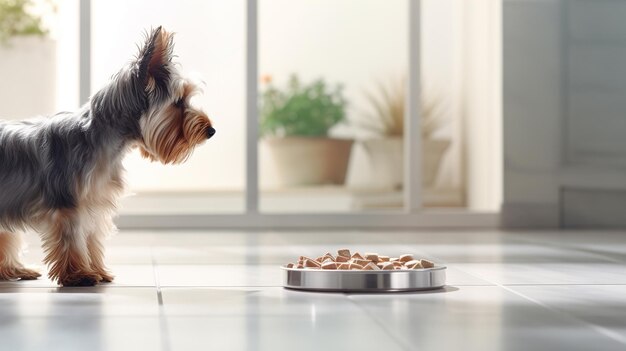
[
  {"x1": 15, "y1": 268, "x2": 42, "y2": 280},
  {"x1": 98, "y1": 271, "x2": 115, "y2": 283},
  {"x1": 0, "y1": 267, "x2": 42, "y2": 281},
  {"x1": 58, "y1": 273, "x2": 101, "y2": 287}
]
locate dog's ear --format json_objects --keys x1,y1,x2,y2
[{"x1": 135, "y1": 26, "x2": 173, "y2": 97}]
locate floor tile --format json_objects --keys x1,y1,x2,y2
[
  {"x1": 152, "y1": 245, "x2": 292, "y2": 265},
  {"x1": 148, "y1": 231, "x2": 259, "y2": 246},
  {"x1": 511, "y1": 231, "x2": 626, "y2": 262},
  {"x1": 443, "y1": 264, "x2": 494, "y2": 286},
  {"x1": 510, "y1": 285, "x2": 626, "y2": 344},
  {"x1": 0, "y1": 317, "x2": 164, "y2": 351},
  {"x1": 415, "y1": 242, "x2": 610, "y2": 264},
  {"x1": 455, "y1": 262, "x2": 626, "y2": 285},
  {"x1": 106, "y1": 264, "x2": 157, "y2": 287},
  {"x1": 348, "y1": 286, "x2": 626, "y2": 351},
  {"x1": 156, "y1": 264, "x2": 281, "y2": 287},
  {"x1": 0, "y1": 287, "x2": 159, "y2": 317},
  {"x1": 99, "y1": 246, "x2": 153, "y2": 264},
  {"x1": 3, "y1": 229, "x2": 626, "y2": 351},
  {"x1": 161, "y1": 287, "x2": 407, "y2": 350},
  {"x1": 0, "y1": 286, "x2": 163, "y2": 351}
]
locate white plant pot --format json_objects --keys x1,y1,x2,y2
[
  {"x1": 264, "y1": 137, "x2": 354, "y2": 186},
  {"x1": 361, "y1": 137, "x2": 450, "y2": 188},
  {"x1": 0, "y1": 37, "x2": 56, "y2": 120}
]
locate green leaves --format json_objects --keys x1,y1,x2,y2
[
  {"x1": 0, "y1": 0, "x2": 48, "y2": 44},
  {"x1": 260, "y1": 74, "x2": 347, "y2": 137}
]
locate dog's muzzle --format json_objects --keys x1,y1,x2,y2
[{"x1": 207, "y1": 127, "x2": 216, "y2": 139}]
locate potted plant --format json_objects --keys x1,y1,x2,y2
[
  {"x1": 0, "y1": 0, "x2": 56, "y2": 120},
  {"x1": 358, "y1": 78, "x2": 450, "y2": 188},
  {"x1": 260, "y1": 74, "x2": 353, "y2": 186}
]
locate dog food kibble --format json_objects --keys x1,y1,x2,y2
[
  {"x1": 304, "y1": 259, "x2": 321, "y2": 268},
  {"x1": 286, "y1": 250, "x2": 437, "y2": 271},
  {"x1": 354, "y1": 259, "x2": 371, "y2": 266},
  {"x1": 321, "y1": 261, "x2": 338, "y2": 270},
  {"x1": 337, "y1": 249, "x2": 351, "y2": 258},
  {"x1": 350, "y1": 263, "x2": 364, "y2": 270},
  {"x1": 363, "y1": 262, "x2": 380, "y2": 270},
  {"x1": 352, "y1": 252, "x2": 364, "y2": 260},
  {"x1": 420, "y1": 259, "x2": 435, "y2": 268},
  {"x1": 399, "y1": 254, "x2": 414, "y2": 263},
  {"x1": 379, "y1": 262, "x2": 395, "y2": 270},
  {"x1": 365, "y1": 253, "x2": 379, "y2": 262},
  {"x1": 336, "y1": 255, "x2": 350, "y2": 263},
  {"x1": 405, "y1": 260, "x2": 422, "y2": 269}
]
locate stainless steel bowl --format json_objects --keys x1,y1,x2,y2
[{"x1": 282, "y1": 265, "x2": 446, "y2": 292}]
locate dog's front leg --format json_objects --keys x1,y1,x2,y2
[
  {"x1": 87, "y1": 215, "x2": 115, "y2": 283},
  {"x1": 42, "y1": 209, "x2": 101, "y2": 287},
  {"x1": 0, "y1": 231, "x2": 41, "y2": 281}
]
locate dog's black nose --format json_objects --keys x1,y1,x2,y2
[{"x1": 207, "y1": 127, "x2": 216, "y2": 139}]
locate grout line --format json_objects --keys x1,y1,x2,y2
[
  {"x1": 151, "y1": 248, "x2": 171, "y2": 351},
  {"x1": 453, "y1": 266, "x2": 626, "y2": 346},
  {"x1": 344, "y1": 295, "x2": 414, "y2": 351},
  {"x1": 150, "y1": 248, "x2": 164, "y2": 305}
]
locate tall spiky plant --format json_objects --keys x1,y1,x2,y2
[{"x1": 359, "y1": 78, "x2": 443, "y2": 139}]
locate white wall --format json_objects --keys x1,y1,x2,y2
[
  {"x1": 0, "y1": 37, "x2": 56, "y2": 120},
  {"x1": 54, "y1": 1, "x2": 80, "y2": 112},
  {"x1": 502, "y1": 0, "x2": 563, "y2": 227},
  {"x1": 502, "y1": 0, "x2": 626, "y2": 227},
  {"x1": 0, "y1": 1, "x2": 77, "y2": 120}
]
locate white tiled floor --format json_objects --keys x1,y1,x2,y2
[{"x1": 1, "y1": 230, "x2": 626, "y2": 350}]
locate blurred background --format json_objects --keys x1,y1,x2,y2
[{"x1": 16, "y1": 0, "x2": 616, "y2": 228}]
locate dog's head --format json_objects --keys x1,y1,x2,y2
[{"x1": 131, "y1": 26, "x2": 214, "y2": 164}]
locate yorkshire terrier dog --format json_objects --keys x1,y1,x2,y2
[{"x1": 0, "y1": 27, "x2": 214, "y2": 286}]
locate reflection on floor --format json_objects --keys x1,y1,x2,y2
[{"x1": 1, "y1": 230, "x2": 626, "y2": 350}]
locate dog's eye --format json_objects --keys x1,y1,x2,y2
[{"x1": 174, "y1": 98, "x2": 184, "y2": 108}]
